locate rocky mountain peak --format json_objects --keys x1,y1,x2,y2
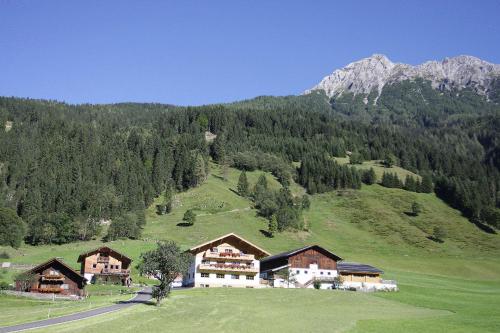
[{"x1": 305, "y1": 54, "x2": 500, "y2": 103}]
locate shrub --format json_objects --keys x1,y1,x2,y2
[
  {"x1": 313, "y1": 281, "x2": 322, "y2": 289},
  {"x1": 183, "y1": 209, "x2": 196, "y2": 226}
]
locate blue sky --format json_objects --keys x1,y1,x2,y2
[{"x1": 1, "y1": 0, "x2": 499, "y2": 105}]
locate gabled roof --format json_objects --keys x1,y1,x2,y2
[
  {"x1": 22, "y1": 258, "x2": 86, "y2": 283},
  {"x1": 337, "y1": 262, "x2": 383, "y2": 274},
  {"x1": 188, "y1": 233, "x2": 271, "y2": 258},
  {"x1": 260, "y1": 245, "x2": 343, "y2": 264},
  {"x1": 77, "y1": 246, "x2": 132, "y2": 264}
]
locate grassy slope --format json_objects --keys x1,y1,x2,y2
[
  {"x1": 1, "y1": 163, "x2": 500, "y2": 331},
  {"x1": 334, "y1": 157, "x2": 421, "y2": 181}
]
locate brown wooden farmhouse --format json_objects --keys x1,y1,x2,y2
[
  {"x1": 260, "y1": 245, "x2": 343, "y2": 289},
  {"x1": 15, "y1": 258, "x2": 86, "y2": 296},
  {"x1": 77, "y1": 246, "x2": 132, "y2": 286}
]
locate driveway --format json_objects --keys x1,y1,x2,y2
[{"x1": 0, "y1": 287, "x2": 152, "y2": 333}]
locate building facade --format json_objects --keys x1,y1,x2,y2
[
  {"x1": 77, "y1": 246, "x2": 132, "y2": 286},
  {"x1": 15, "y1": 258, "x2": 86, "y2": 296},
  {"x1": 260, "y1": 245, "x2": 343, "y2": 289},
  {"x1": 183, "y1": 233, "x2": 270, "y2": 288}
]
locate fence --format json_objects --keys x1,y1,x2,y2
[{"x1": 1, "y1": 290, "x2": 82, "y2": 301}]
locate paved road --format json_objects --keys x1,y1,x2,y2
[{"x1": 0, "y1": 287, "x2": 153, "y2": 333}]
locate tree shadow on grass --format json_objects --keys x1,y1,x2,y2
[
  {"x1": 259, "y1": 229, "x2": 272, "y2": 238},
  {"x1": 472, "y1": 221, "x2": 497, "y2": 234},
  {"x1": 176, "y1": 222, "x2": 192, "y2": 227},
  {"x1": 427, "y1": 236, "x2": 444, "y2": 243},
  {"x1": 404, "y1": 211, "x2": 418, "y2": 217},
  {"x1": 229, "y1": 188, "x2": 240, "y2": 196}
]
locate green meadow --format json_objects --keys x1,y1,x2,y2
[{"x1": 1, "y1": 163, "x2": 500, "y2": 332}]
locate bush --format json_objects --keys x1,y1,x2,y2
[
  {"x1": 411, "y1": 202, "x2": 422, "y2": 216},
  {"x1": 0, "y1": 281, "x2": 11, "y2": 290},
  {"x1": 183, "y1": 209, "x2": 196, "y2": 226},
  {"x1": 0, "y1": 251, "x2": 10, "y2": 259},
  {"x1": 313, "y1": 280, "x2": 321, "y2": 289}
]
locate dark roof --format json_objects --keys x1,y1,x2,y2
[
  {"x1": 22, "y1": 258, "x2": 86, "y2": 283},
  {"x1": 337, "y1": 262, "x2": 383, "y2": 274},
  {"x1": 77, "y1": 246, "x2": 132, "y2": 264},
  {"x1": 260, "y1": 245, "x2": 343, "y2": 264}
]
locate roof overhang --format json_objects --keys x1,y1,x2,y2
[{"x1": 187, "y1": 233, "x2": 271, "y2": 258}]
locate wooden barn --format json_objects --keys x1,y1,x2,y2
[
  {"x1": 260, "y1": 245, "x2": 343, "y2": 289},
  {"x1": 15, "y1": 258, "x2": 86, "y2": 296},
  {"x1": 77, "y1": 246, "x2": 132, "y2": 286}
]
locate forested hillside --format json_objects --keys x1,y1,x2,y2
[{"x1": 0, "y1": 78, "x2": 499, "y2": 248}]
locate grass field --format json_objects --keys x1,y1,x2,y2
[
  {"x1": 1, "y1": 163, "x2": 500, "y2": 332},
  {"x1": 0, "y1": 290, "x2": 134, "y2": 326}
]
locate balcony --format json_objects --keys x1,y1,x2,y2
[
  {"x1": 41, "y1": 274, "x2": 65, "y2": 281},
  {"x1": 99, "y1": 268, "x2": 130, "y2": 276},
  {"x1": 38, "y1": 286, "x2": 62, "y2": 293},
  {"x1": 204, "y1": 251, "x2": 255, "y2": 261},
  {"x1": 198, "y1": 263, "x2": 259, "y2": 273}
]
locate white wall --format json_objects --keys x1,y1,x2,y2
[
  {"x1": 265, "y1": 263, "x2": 338, "y2": 289},
  {"x1": 292, "y1": 263, "x2": 337, "y2": 287},
  {"x1": 341, "y1": 281, "x2": 398, "y2": 291},
  {"x1": 183, "y1": 247, "x2": 261, "y2": 288}
]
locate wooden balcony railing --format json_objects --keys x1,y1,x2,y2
[
  {"x1": 41, "y1": 274, "x2": 65, "y2": 281},
  {"x1": 198, "y1": 263, "x2": 258, "y2": 273},
  {"x1": 100, "y1": 268, "x2": 130, "y2": 275},
  {"x1": 204, "y1": 251, "x2": 254, "y2": 261},
  {"x1": 38, "y1": 286, "x2": 62, "y2": 293}
]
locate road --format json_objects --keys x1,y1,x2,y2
[{"x1": 0, "y1": 287, "x2": 152, "y2": 333}]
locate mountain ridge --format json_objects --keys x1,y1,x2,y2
[{"x1": 305, "y1": 54, "x2": 500, "y2": 103}]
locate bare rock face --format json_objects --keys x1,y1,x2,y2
[{"x1": 305, "y1": 54, "x2": 500, "y2": 102}]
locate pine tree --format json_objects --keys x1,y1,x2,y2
[
  {"x1": 362, "y1": 168, "x2": 376, "y2": 185},
  {"x1": 419, "y1": 174, "x2": 434, "y2": 193},
  {"x1": 404, "y1": 175, "x2": 417, "y2": 192},
  {"x1": 164, "y1": 178, "x2": 174, "y2": 214},
  {"x1": 237, "y1": 171, "x2": 249, "y2": 197},
  {"x1": 193, "y1": 153, "x2": 207, "y2": 186},
  {"x1": 268, "y1": 215, "x2": 278, "y2": 238}
]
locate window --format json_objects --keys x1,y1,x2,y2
[
  {"x1": 92, "y1": 264, "x2": 97, "y2": 268},
  {"x1": 304, "y1": 271, "x2": 308, "y2": 274},
  {"x1": 225, "y1": 249, "x2": 233, "y2": 253},
  {"x1": 212, "y1": 247, "x2": 218, "y2": 252},
  {"x1": 216, "y1": 274, "x2": 224, "y2": 279},
  {"x1": 231, "y1": 274, "x2": 239, "y2": 280},
  {"x1": 61, "y1": 284, "x2": 69, "y2": 290},
  {"x1": 104, "y1": 265, "x2": 108, "y2": 269},
  {"x1": 201, "y1": 260, "x2": 209, "y2": 264},
  {"x1": 201, "y1": 273, "x2": 209, "y2": 278},
  {"x1": 296, "y1": 270, "x2": 300, "y2": 274},
  {"x1": 320, "y1": 271, "x2": 324, "y2": 275},
  {"x1": 327, "y1": 272, "x2": 331, "y2": 276},
  {"x1": 246, "y1": 275, "x2": 254, "y2": 280}
]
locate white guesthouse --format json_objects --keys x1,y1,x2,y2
[{"x1": 183, "y1": 233, "x2": 270, "y2": 288}]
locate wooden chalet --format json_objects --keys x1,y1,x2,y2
[
  {"x1": 15, "y1": 258, "x2": 86, "y2": 296},
  {"x1": 260, "y1": 245, "x2": 343, "y2": 288},
  {"x1": 77, "y1": 246, "x2": 132, "y2": 286}
]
